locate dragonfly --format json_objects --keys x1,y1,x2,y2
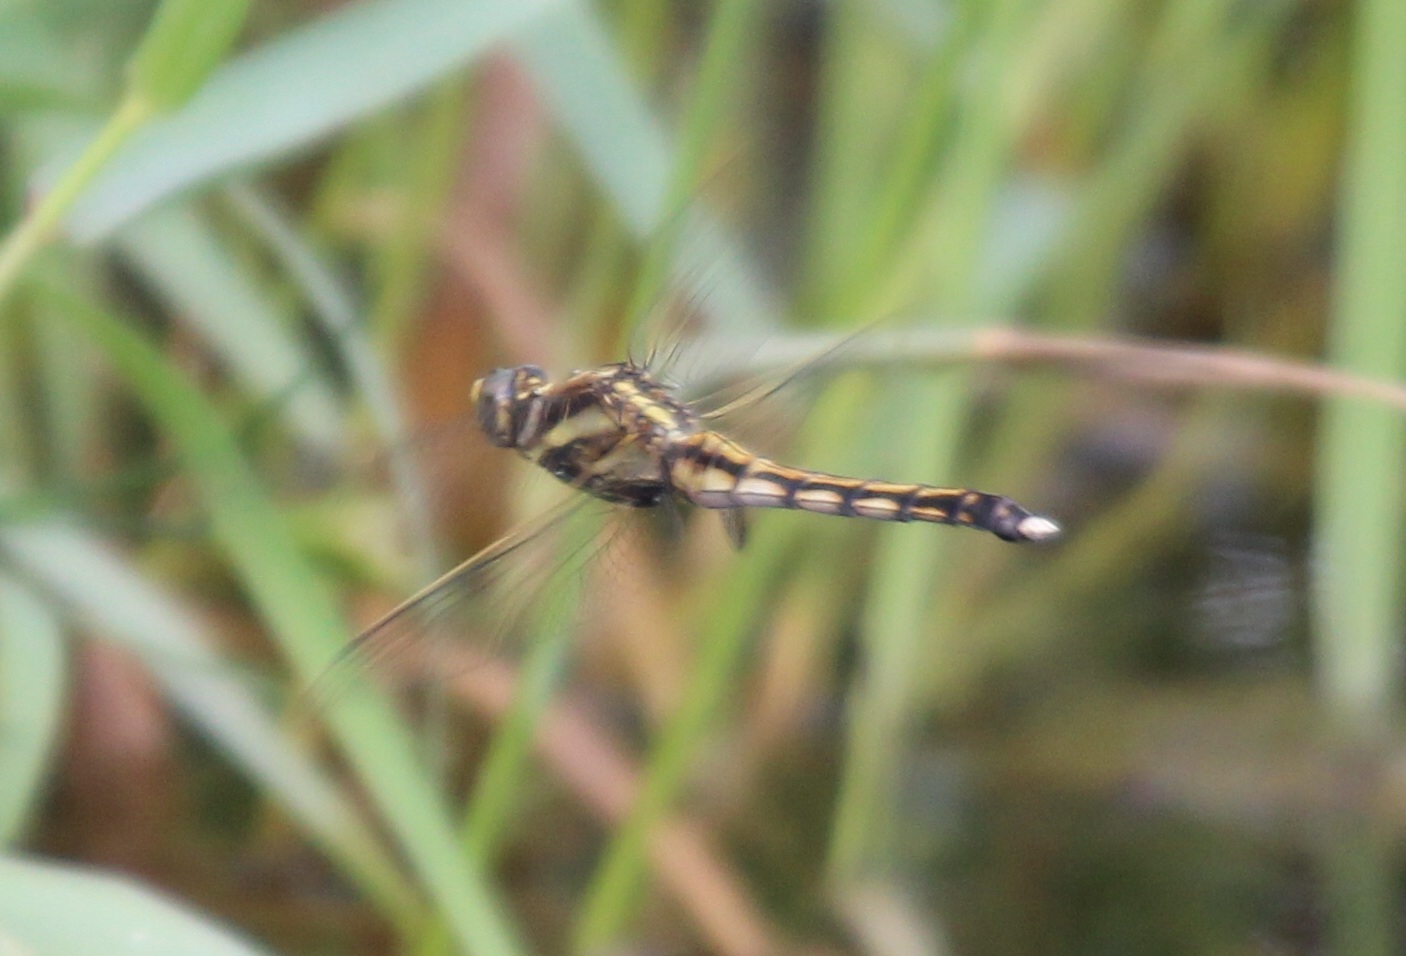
[
  {"x1": 474, "y1": 360, "x2": 1059, "y2": 543},
  {"x1": 338, "y1": 345, "x2": 1061, "y2": 679}
]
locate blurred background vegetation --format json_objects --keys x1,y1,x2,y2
[{"x1": 1, "y1": 0, "x2": 1404, "y2": 953}]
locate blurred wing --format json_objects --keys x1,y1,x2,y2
[
  {"x1": 686, "y1": 319, "x2": 899, "y2": 423},
  {"x1": 307, "y1": 494, "x2": 601, "y2": 709},
  {"x1": 720, "y1": 506, "x2": 749, "y2": 549},
  {"x1": 628, "y1": 283, "x2": 713, "y2": 381}
]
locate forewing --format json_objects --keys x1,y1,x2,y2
[
  {"x1": 649, "y1": 325, "x2": 879, "y2": 499},
  {"x1": 307, "y1": 494, "x2": 604, "y2": 711},
  {"x1": 685, "y1": 319, "x2": 901, "y2": 423}
]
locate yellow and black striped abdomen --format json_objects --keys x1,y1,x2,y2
[{"x1": 668, "y1": 432, "x2": 1060, "y2": 543}]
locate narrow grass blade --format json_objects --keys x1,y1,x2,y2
[
  {"x1": 1313, "y1": 0, "x2": 1406, "y2": 724},
  {"x1": 573, "y1": 518, "x2": 795, "y2": 952},
  {"x1": 116, "y1": 203, "x2": 346, "y2": 458},
  {"x1": 459, "y1": 506, "x2": 603, "y2": 864},
  {"x1": 220, "y1": 183, "x2": 439, "y2": 580},
  {"x1": 124, "y1": 0, "x2": 251, "y2": 113},
  {"x1": 619, "y1": 0, "x2": 765, "y2": 331},
  {"x1": 0, "y1": 517, "x2": 418, "y2": 927},
  {"x1": 516, "y1": 5, "x2": 667, "y2": 236},
  {"x1": 821, "y1": 0, "x2": 1028, "y2": 884},
  {"x1": 66, "y1": 0, "x2": 566, "y2": 241},
  {"x1": 42, "y1": 283, "x2": 527, "y2": 956},
  {"x1": 516, "y1": 5, "x2": 782, "y2": 339},
  {"x1": 1313, "y1": 3, "x2": 1406, "y2": 952},
  {"x1": 0, "y1": 576, "x2": 67, "y2": 845}
]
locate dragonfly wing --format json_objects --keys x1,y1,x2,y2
[
  {"x1": 307, "y1": 494, "x2": 599, "y2": 709},
  {"x1": 686, "y1": 318, "x2": 900, "y2": 423},
  {"x1": 629, "y1": 282, "x2": 711, "y2": 374},
  {"x1": 720, "y1": 507, "x2": 749, "y2": 550}
]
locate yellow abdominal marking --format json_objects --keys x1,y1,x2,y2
[
  {"x1": 909, "y1": 505, "x2": 950, "y2": 521},
  {"x1": 792, "y1": 488, "x2": 845, "y2": 512},
  {"x1": 852, "y1": 496, "x2": 903, "y2": 517},
  {"x1": 734, "y1": 476, "x2": 790, "y2": 503},
  {"x1": 858, "y1": 481, "x2": 912, "y2": 496},
  {"x1": 695, "y1": 465, "x2": 737, "y2": 494}
]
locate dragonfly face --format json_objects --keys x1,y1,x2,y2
[{"x1": 471, "y1": 364, "x2": 549, "y2": 449}]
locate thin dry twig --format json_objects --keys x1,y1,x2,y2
[
  {"x1": 439, "y1": 55, "x2": 555, "y2": 364},
  {"x1": 708, "y1": 325, "x2": 1406, "y2": 412},
  {"x1": 448, "y1": 658, "x2": 788, "y2": 956}
]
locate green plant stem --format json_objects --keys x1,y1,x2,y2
[
  {"x1": 367, "y1": 80, "x2": 471, "y2": 353},
  {"x1": 1314, "y1": 2, "x2": 1406, "y2": 953},
  {"x1": 1314, "y1": 0, "x2": 1406, "y2": 728},
  {"x1": 0, "y1": 94, "x2": 154, "y2": 309},
  {"x1": 572, "y1": 519, "x2": 794, "y2": 953},
  {"x1": 827, "y1": 0, "x2": 1027, "y2": 885},
  {"x1": 54, "y1": 289, "x2": 523, "y2": 956},
  {"x1": 621, "y1": 0, "x2": 762, "y2": 343}
]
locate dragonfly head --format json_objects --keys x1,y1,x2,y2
[{"x1": 472, "y1": 365, "x2": 549, "y2": 448}]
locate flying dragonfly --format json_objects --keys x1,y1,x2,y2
[
  {"x1": 474, "y1": 359, "x2": 1060, "y2": 544},
  {"x1": 336, "y1": 339, "x2": 1062, "y2": 680}
]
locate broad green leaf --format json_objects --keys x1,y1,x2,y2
[
  {"x1": 0, "y1": 854, "x2": 277, "y2": 956},
  {"x1": 66, "y1": 0, "x2": 565, "y2": 240}
]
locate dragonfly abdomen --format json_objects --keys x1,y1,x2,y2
[{"x1": 669, "y1": 432, "x2": 1059, "y2": 543}]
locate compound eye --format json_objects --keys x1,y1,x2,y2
[
  {"x1": 472, "y1": 365, "x2": 549, "y2": 448},
  {"x1": 473, "y1": 367, "x2": 523, "y2": 448}
]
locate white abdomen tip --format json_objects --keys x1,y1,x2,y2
[{"x1": 1017, "y1": 515, "x2": 1062, "y2": 542}]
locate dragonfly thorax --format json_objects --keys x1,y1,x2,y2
[{"x1": 596, "y1": 364, "x2": 702, "y2": 447}]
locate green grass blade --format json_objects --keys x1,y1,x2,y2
[
  {"x1": 621, "y1": 0, "x2": 765, "y2": 333},
  {"x1": 0, "y1": 516, "x2": 418, "y2": 927},
  {"x1": 359, "y1": 81, "x2": 471, "y2": 353},
  {"x1": 1314, "y1": 1, "x2": 1406, "y2": 949},
  {"x1": 0, "y1": 95, "x2": 153, "y2": 307},
  {"x1": 116, "y1": 203, "x2": 346, "y2": 457},
  {"x1": 1313, "y1": 0, "x2": 1406, "y2": 724},
  {"x1": 824, "y1": 0, "x2": 1030, "y2": 884},
  {"x1": 459, "y1": 506, "x2": 602, "y2": 866},
  {"x1": 125, "y1": 0, "x2": 251, "y2": 112},
  {"x1": 65, "y1": 0, "x2": 567, "y2": 241},
  {"x1": 516, "y1": 5, "x2": 781, "y2": 338},
  {"x1": 516, "y1": 6, "x2": 667, "y2": 235},
  {"x1": 572, "y1": 518, "x2": 796, "y2": 952},
  {"x1": 44, "y1": 283, "x2": 528, "y2": 956},
  {"x1": 0, "y1": 576, "x2": 67, "y2": 845},
  {"x1": 220, "y1": 183, "x2": 439, "y2": 579}
]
